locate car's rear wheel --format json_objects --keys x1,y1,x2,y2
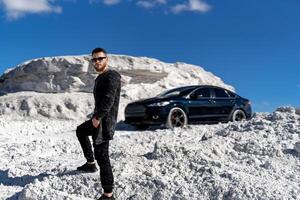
[
  {"x1": 231, "y1": 109, "x2": 246, "y2": 122},
  {"x1": 166, "y1": 107, "x2": 188, "y2": 129}
]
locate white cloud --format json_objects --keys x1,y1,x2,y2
[
  {"x1": 137, "y1": 1, "x2": 155, "y2": 9},
  {"x1": 0, "y1": 0, "x2": 211, "y2": 19},
  {"x1": 90, "y1": 0, "x2": 169, "y2": 8},
  {"x1": 171, "y1": 4, "x2": 186, "y2": 13},
  {"x1": 103, "y1": 0, "x2": 121, "y2": 6},
  {"x1": 0, "y1": 0, "x2": 62, "y2": 20},
  {"x1": 171, "y1": 0, "x2": 211, "y2": 14},
  {"x1": 89, "y1": 0, "x2": 121, "y2": 6},
  {"x1": 136, "y1": 0, "x2": 167, "y2": 9},
  {"x1": 89, "y1": 0, "x2": 211, "y2": 14},
  {"x1": 156, "y1": 0, "x2": 167, "y2": 4}
]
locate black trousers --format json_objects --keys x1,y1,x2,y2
[{"x1": 76, "y1": 119, "x2": 114, "y2": 193}]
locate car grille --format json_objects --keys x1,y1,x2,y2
[{"x1": 125, "y1": 104, "x2": 146, "y2": 116}]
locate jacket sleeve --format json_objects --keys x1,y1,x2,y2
[{"x1": 93, "y1": 72, "x2": 121, "y2": 120}]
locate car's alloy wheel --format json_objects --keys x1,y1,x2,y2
[
  {"x1": 232, "y1": 109, "x2": 246, "y2": 122},
  {"x1": 166, "y1": 107, "x2": 188, "y2": 128}
]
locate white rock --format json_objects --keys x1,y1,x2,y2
[{"x1": 294, "y1": 141, "x2": 300, "y2": 153}]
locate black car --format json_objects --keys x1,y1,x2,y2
[{"x1": 125, "y1": 85, "x2": 252, "y2": 129}]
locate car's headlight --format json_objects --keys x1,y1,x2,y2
[{"x1": 148, "y1": 102, "x2": 170, "y2": 107}]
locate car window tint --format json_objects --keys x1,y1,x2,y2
[
  {"x1": 158, "y1": 86, "x2": 196, "y2": 97},
  {"x1": 226, "y1": 90, "x2": 236, "y2": 97},
  {"x1": 157, "y1": 88, "x2": 180, "y2": 97},
  {"x1": 215, "y1": 88, "x2": 230, "y2": 98},
  {"x1": 179, "y1": 87, "x2": 197, "y2": 96},
  {"x1": 193, "y1": 88, "x2": 210, "y2": 98}
]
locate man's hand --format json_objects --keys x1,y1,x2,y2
[{"x1": 92, "y1": 117, "x2": 100, "y2": 128}]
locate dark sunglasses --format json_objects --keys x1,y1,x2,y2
[{"x1": 91, "y1": 57, "x2": 107, "y2": 62}]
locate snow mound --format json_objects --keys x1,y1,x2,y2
[{"x1": 0, "y1": 107, "x2": 299, "y2": 199}]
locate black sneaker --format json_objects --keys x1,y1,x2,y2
[
  {"x1": 77, "y1": 162, "x2": 98, "y2": 173},
  {"x1": 98, "y1": 194, "x2": 115, "y2": 200}
]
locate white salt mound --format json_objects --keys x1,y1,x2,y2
[
  {"x1": 0, "y1": 107, "x2": 299, "y2": 200},
  {"x1": 0, "y1": 55, "x2": 299, "y2": 200},
  {"x1": 0, "y1": 54, "x2": 233, "y2": 95},
  {"x1": 0, "y1": 54, "x2": 234, "y2": 120}
]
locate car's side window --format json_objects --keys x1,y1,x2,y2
[
  {"x1": 226, "y1": 90, "x2": 236, "y2": 98},
  {"x1": 214, "y1": 88, "x2": 230, "y2": 98},
  {"x1": 190, "y1": 88, "x2": 211, "y2": 99}
]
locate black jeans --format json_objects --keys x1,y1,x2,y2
[{"x1": 76, "y1": 119, "x2": 114, "y2": 193}]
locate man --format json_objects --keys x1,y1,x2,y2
[{"x1": 76, "y1": 47, "x2": 121, "y2": 200}]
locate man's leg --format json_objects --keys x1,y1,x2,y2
[
  {"x1": 76, "y1": 120, "x2": 97, "y2": 172},
  {"x1": 94, "y1": 141, "x2": 114, "y2": 197}
]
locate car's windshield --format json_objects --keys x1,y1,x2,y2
[{"x1": 157, "y1": 86, "x2": 196, "y2": 98}]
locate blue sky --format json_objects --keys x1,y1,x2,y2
[{"x1": 0, "y1": 0, "x2": 299, "y2": 112}]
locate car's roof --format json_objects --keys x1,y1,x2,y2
[{"x1": 175, "y1": 85, "x2": 234, "y2": 92}]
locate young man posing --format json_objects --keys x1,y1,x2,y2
[{"x1": 76, "y1": 48, "x2": 121, "y2": 200}]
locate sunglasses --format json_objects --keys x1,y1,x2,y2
[{"x1": 91, "y1": 57, "x2": 107, "y2": 63}]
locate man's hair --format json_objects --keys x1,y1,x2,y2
[{"x1": 91, "y1": 47, "x2": 107, "y2": 55}]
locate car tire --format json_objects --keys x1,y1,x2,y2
[
  {"x1": 166, "y1": 107, "x2": 188, "y2": 129},
  {"x1": 231, "y1": 109, "x2": 246, "y2": 122}
]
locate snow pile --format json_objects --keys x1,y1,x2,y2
[{"x1": 0, "y1": 107, "x2": 299, "y2": 199}]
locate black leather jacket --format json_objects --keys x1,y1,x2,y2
[{"x1": 92, "y1": 69, "x2": 121, "y2": 141}]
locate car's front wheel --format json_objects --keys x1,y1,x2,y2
[
  {"x1": 231, "y1": 109, "x2": 246, "y2": 122},
  {"x1": 166, "y1": 107, "x2": 188, "y2": 129}
]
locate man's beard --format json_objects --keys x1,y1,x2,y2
[{"x1": 94, "y1": 64, "x2": 107, "y2": 73}]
